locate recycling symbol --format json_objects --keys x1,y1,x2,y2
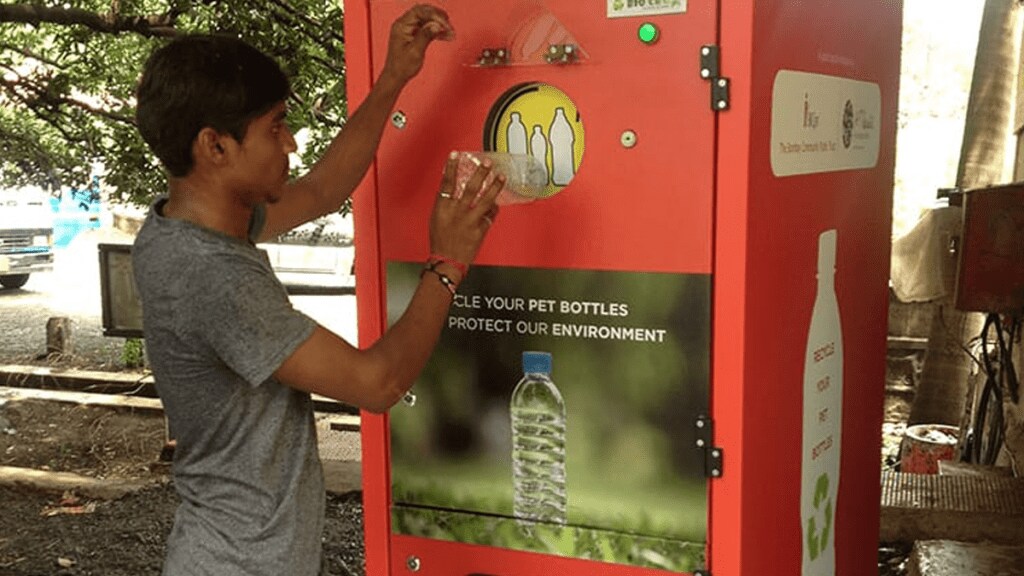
[
  {"x1": 613, "y1": 0, "x2": 625, "y2": 10},
  {"x1": 806, "y1": 472, "x2": 833, "y2": 561}
]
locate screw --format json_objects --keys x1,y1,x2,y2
[
  {"x1": 696, "y1": 439, "x2": 706, "y2": 448},
  {"x1": 620, "y1": 130, "x2": 638, "y2": 148},
  {"x1": 712, "y1": 449, "x2": 721, "y2": 458},
  {"x1": 391, "y1": 111, "x2": 408, "y2": 129},
  {"x1": 712, "y1": 469, "x2": 721, "y2": 477},
  {"x1": 717, "y1": 100, "x2": 728, "y2": 110},
  {"x1": 701, "y1": 69, "x2": 710, "y2": 78},
  {"x1": 696, "y1": 420, "x2": 706, "y2": 428},
  {"x1": 718, "y1": 79, "x2": 727, "y2": 88},
  {"x1": 406, "y1": 556, "x2": 421, "y2": 572},
  {"x1": 702, "y1": 46, "x2": 710, "y2": 56}
]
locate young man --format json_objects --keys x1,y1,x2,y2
[{"x1": 132, "y1": 5, "x2": 502, "y2": 575}]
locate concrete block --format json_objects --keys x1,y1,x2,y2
[
  {"x1": 909, "y1": 540, "x2": 1024, "y2": 576},
  {"x1": 880, "y1": 471, "x2": 1024, "y2": 544}
]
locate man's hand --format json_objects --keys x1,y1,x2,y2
[
  {"x1": 382, "y1": 4, "x2": 455, "y2": 86},
  {"x1": 429, "y1": 152, "x2": 502, "y2": 267}
]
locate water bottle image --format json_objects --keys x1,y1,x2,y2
[
  {"x1": 549, "y1": 107, "x2": 576, "y2": 186},
  {"x1": 511, "y1": 351, "x2": 567, "y2": 525},
  {"x1": 452, "y1": 151, "x2": 550, "y2": 205},
  {"x1": 506, "y1": 112, "x2": 528, "y2": 155}
]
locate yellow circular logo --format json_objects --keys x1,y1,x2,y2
[{"x1": 486, "y1": 83, "x2": 585, "y2": 198}]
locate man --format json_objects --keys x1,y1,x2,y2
[{"x1": 132, "y1": 5, "x2": 502, "y2": 575}]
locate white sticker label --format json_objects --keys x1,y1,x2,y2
[
  {"x1": 0, "y1": 256, "x2": 9, "y2": 274},
  {"x1": 770, "y1": 71, "x2": 881, "y2": 177},
  {"x1": 607, "y1": 0, "x2": 686, "y2": 18}
]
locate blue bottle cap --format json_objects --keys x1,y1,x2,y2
[{"x1": 522, "y1": 351, "x2": 552, "y2": 375}]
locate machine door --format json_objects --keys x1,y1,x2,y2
[{"x1": 368, "y1": 1, "x2": 718, "y2": 573}]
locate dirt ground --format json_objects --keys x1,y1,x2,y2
[
  {"x1": 0, "y1": 396, "x2": 908, "y2": 576},
  {"x1": 0, "y1": 399, "x2": 365, "y2": 576}
]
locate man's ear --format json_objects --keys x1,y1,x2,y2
[{"x1": 194, "y1": 127, "x2": 231, "y2": 166}]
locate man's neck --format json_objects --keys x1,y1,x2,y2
[{"x1": 165, "y1": 177, "x2": 253, "y2": 241}]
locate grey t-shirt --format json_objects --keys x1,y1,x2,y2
[{"x1": 132, "y1": 198, "x2": 323, "y2": 576}]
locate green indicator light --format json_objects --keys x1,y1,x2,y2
[{"x1": 638, "y1": 23, "x2": 660, "y2": 45}]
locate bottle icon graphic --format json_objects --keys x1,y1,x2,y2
[
  {"x1": 511, "y1": 351, "x2": 567, "y2": 525},
  {"x1": 801, "y1": 229, "x2": 843, "y2": 576},
  {"x1": 549, "y1": 107, "x2": 576, "y2": 186},
  {"x1": 507, "y1": 112, "x2": 528, "y2": 155},
  {"x1": 530, "y1": 125, "x2": 549, "y2": 184}
]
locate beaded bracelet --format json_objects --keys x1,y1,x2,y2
[
  {"x1": 428, "y1": 253, "x2": 469, "y2": 278},
  {"x1": 421, "y1": 261, "x2": 458, "y2": 296}
]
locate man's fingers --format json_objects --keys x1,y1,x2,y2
[
  {"x1": 459, "y1": 162, "x2": 492, "y2": 204},
  {"x1": 472, "y1": 175, "x2": 504, "y2": 218},
  {"x1": 439, "y1": 152, "x2": 458, "y2": 196},
  {"x1": 408, "y1": 5, "x2": 454, "y2": 40}
]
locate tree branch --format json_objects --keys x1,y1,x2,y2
[
  {"x1": 0, "y1": 4, "x2": 179, "y2": 38},
  {"x1": 0, "y1": 73, "x2": 134, "y2": 125},
  {"x1": 267, "y1": 0, "x2": 343, "y2": 44},
  {"x1": 0, "y1": 42, "x2": 67, "y2": 69}
]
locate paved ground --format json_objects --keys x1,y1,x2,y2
[{"x1": 0, "y1": 222, "x2": 359, "y2": 370}]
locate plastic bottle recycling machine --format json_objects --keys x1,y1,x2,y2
[{"x1": 347, "y1": 2, "x2": 902, "y2": 575}]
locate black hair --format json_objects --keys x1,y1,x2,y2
[{"x1": 135, "y1": 34, "x2": 290, "y2": 178}]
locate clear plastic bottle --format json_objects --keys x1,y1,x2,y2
[
  {"x1": 801, "y1": 229, "x2": 843, "y2": 576},
  {"x1": 453, "y1": 151, "x2": 549, "y2": 205},
  {"x1": 511, "y1": 351, "x2": 567, "y2": 525},
  {"x1": 549, "y1": 107, "x2": 576, "y2": 186},
  {"x1": 506, "y1": 112, "x2": 528, "y2": 155}
]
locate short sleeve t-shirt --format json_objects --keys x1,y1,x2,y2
[{"x1": 132, "y1": 198, "x2": 323, "y2": 576}]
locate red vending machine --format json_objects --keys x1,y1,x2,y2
[{"x1": 347, "y1": 2, "x2": 901, "y2": 575}]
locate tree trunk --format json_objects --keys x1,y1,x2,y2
[
  {"x1": 909, "y1": 0, "x2": 1021, "y2": 426},
  {"x1": 45, "y1": 316, "x2": 74, "y2": 357}
]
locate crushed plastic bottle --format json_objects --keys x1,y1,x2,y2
[{"x1": 453, "y1": 151, "x2": 550, "y2": 205}]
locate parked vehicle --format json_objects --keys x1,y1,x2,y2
[
  {"x1": 0, "y1": 187, "x2": 55, "y2": 289},
  {"x1": 50, "y1": 178, "x2": 103, "y2": 248},
  {"x1": 259, "y1": 212, "x2": 354, "y2": 293}
]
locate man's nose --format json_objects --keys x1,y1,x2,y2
[{"x1": 283, "y1": 129, "x2": 298, "y2": 154}]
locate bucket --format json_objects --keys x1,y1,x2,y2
[{"x1": 900, "y1": 424, "x2": 959, "y2": 474}]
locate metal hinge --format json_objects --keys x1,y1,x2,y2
[
  {"x1": 699, "y1": 45, "x2": 730, "y2": 112},
  {"x1": 695, "y1": 415, "x2": 723, "y2": 478}
]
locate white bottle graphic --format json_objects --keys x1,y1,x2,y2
[
  {"x1": 511, "y1": 351, "x2": 567, "y2": 525},
  {"x1": 801, "y1": 229, "x2": 843, "y2": 576},
  {"x1": 530, "y1": 125, "x2": 549, "y2": 184},
  {"x1": 507, "y1": 112, "x2": 528, "y2": 155},
  {"x1": 549, "y1": 107, "x2": 576, "y2": 186}
]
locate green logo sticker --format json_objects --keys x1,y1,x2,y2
[{"x1": 608, "y1": 0, "x2": 687, "y2": 18}]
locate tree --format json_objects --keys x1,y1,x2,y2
[
  {"x1": 0, "y1": 0, "x2": 347, "y2": 206},
  {"x1": 909, "y1": 0, "x2": 1021, "y2": 428}
]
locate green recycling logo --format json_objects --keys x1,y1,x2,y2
[
  {"x1": 806, "y1": 473, "x2": 833, "y2": 561},
  {"x1": 613, "y1": 0, "x2": 625, "y2": 10}
]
